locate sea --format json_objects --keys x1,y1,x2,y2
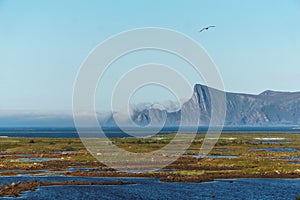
[{"x1": 0, "y1": 126, "x2": 299, "y2": 138}]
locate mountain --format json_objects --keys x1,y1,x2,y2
[
  {"x1": 129, "y1": 84, "x2": 300, "y2": 126},
  {"x1": 2, "y1": 84, "x2": 300, "y2": 127}
]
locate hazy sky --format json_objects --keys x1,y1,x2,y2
[{"x1": 1, "y1": 0, "x2": 300, "y2": 111}]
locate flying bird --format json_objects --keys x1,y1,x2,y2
[{"x1": 199, "y1": 25, "x2": 216, "y2": 32}]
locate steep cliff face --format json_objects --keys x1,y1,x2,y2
[
  {"x1": 2, "y1": 85, "x2": 300, "y2": 127},
  {"x1": 129, "y1": 84, "x2": 300, "y2": 126}
]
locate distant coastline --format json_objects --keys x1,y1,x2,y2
[{"x1": 0, "y1": 126, "x2": 300, "y2": 138}]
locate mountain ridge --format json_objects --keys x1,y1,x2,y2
[
  {"x1": 129, "y1": 84, "x2": 300, "y2": 126},
  {"x1": 1, "y1": 84, "x2": 300, "y2": 127}
]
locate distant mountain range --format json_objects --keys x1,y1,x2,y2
[
  {"x1": 1, "y1": 84, "x2": 300, "y2": 127},
  {"x1": 106, "y1": 84, "x2": 300, "y2": 126}
]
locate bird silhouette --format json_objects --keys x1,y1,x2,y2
[{"x1": 199, "y1": 25, "x2": 216, "y2": 32}]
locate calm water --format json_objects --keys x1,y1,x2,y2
[
  {"x1": 0, "y1": 176, "x2": 299, "y2": 200},
  {"x1": 0, "y1": 126, "x2": 300, "y2": 138},
  {"x1": 193, "y1": 155, "x2": 238, "y2": 159},
  {"x1": 248, "y1": 148, "x2": 299, "y2": 152}
]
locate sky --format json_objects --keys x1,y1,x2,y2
[{"x1": 1, "y1": 0, "x2": 300, "y2": 111}]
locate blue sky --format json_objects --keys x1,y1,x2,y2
[{"x1": 1, "y1": 0, "x2": 300, "y2": 111}]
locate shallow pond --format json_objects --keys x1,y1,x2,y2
[
  {"x1": 213, "y1": 148, "x2": 234, "y2": 151},
  {"x1": 117, "y1": 169, "x2": 175, "y2": 173},
  {"x1": 280, "y1": 156, "x2": 300, "y2": 161},
  {"x1": 68, "y1": 167, "x2": 99, "y2": 173},
  {"x1": 184, "y1": 155, "x2": 238, "y2": 159},
  {"x1": 250, "y1": 141, "x2": 292, "y2": 145},
  {"x1": 248, "y1": 148, "x2": 299, "y2": 152},
  {"x1": 17, "y1": 158, "x2": 59, "y2": 163},
  {"x1": 288, "y1": 162, "x2": 300, "y2": 165}
]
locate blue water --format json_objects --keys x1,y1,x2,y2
[
  {"x1": 280, "y1": 156, "x2": 300, "y2": 161},
  {"x1": 0, "y1": 126, "x2": 300, "y2": 138},
  {"x1": 67, "y1": 167, "x2": 99, "y2": 173},
  {"x1": 200, "y1": 155, "x2": 237, "y2": 159},
  {"x1": 184, "y1": 155, "x2": 238, "y2": 159},
  {"x1": 248, "y1": 148, "x2": 299, "y2": 152},
  {"x1": 17, "y1": 158, "x2": 59, "y2": 163},
  {"x1": 0, "y1": 176, "x2": 299, "y2": 200}
]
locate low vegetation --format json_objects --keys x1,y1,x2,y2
[{"x1": 0, "y1": 133, "x2": 299, "y2": 182}]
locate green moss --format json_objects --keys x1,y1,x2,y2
[{"x1": 0, "y1": 133, "x2": 299, "y2": 177}]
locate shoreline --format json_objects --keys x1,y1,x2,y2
[
  {"x1": 1, "y1": 176, "x2": 300, "y2": 198},
  {"x1": 0, "y1": 180, "x2": 136, "y2": 198},
  {"x1": 63, "y1": 170, "x2": 300, "y2": 182}
]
